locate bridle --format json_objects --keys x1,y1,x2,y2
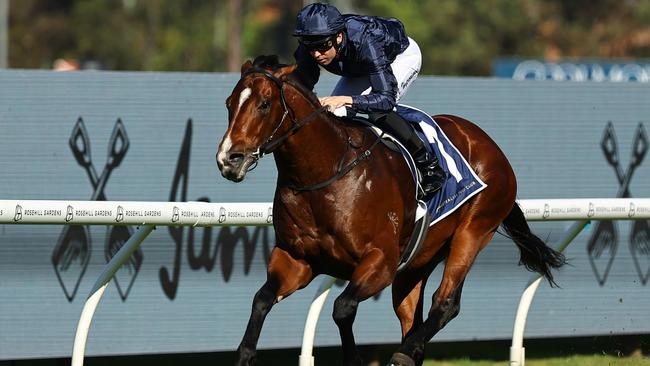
[
  {"x1": 239, "y1": 67, "x2": 383, "y2": 191},
  {"x1": 242, "y1": 67, "x2": 327, "y2": 165}
]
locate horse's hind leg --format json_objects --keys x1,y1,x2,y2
[
  {"x1": 391, "y1": 274, "x2": 427, "y2": 365},
  {"x1": 334, "y1": 247, "x2": 396, "y2": 366},
  {"x1": 391, "y1": 255, "x2": 445, "y2": 366},
  {"x1": 236, "y1": 246, "x2": 313, "y2": 366},
  {"x1": 392, "y1": 274, "x2": 426, "y2": 341},
  {"x1": 390, "y1": 227, "x2": 495, "y2": 366}
]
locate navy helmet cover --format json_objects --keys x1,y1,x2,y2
[{"x1": 293, "y1": 3, "x2": 345, "y2": 37}]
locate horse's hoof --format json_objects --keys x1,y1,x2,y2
[{"x1": 387, "y1": 352, "x2": 415, "y2": 366}]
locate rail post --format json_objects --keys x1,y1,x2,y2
[
  {"x1": 509, "y1": 220, "x2": 590, "y2": 366},
  {"x1": 299, "y1": 276, "x2": 338, "y2": 366},
  {"x1": 71, "y1": 224, "x2": 155, "y2": 366}
]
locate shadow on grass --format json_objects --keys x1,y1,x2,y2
[{"x1": 2, "y1": 334, "x2": 648, "y2": 366}]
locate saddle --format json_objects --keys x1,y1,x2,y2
[
  {"x1": 340, "y1": 105, "x2": 488, "y2": 271},
  {"x1": 340, "y1": 114, "x2": 433, "y2": 271}
]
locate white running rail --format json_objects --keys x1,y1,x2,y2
[
  {"x1": 2, "y1": 198, "x2": 650, "y2": 366},
  {"x1": 0, "y1": 200, "x2": 273, "y2": 226},
  {"x1": 297, "y1": 198, "x2": 650, "y2": 366},
  {"x1": 0, "y1": 200, "x2": 272, "y2": 366}
]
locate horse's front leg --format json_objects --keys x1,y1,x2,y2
[
  {"x1": 333, "y1": 247, "x2": 396, "y2": 366},
  {"x1": 236, "y1": 246, "x2": 314, "y2": 366}
]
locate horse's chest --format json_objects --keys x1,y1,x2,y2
[
  {"x1": 273, "y1": 191, "x2": 356, "y2": 266},
  {"x1": 278, "y1": 225, "x2": 354, "y2": 277},
  {"x1": 274, "y1": 197, "x2": 352, "y2": 263},
  {"x1": 275, "y1": 212, "x2": 331, "y2": 256}
]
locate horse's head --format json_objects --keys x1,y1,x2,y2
[{"x1": 216, "y1": 56, "x2": 298, "y2": 182}]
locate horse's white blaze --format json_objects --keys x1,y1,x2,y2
[
  {"x1": 217, "y1": 87, "x2": 250, "y2": 167},
  {"x1": 217, "y1": 136, "x2": 232, "y2": 165},
  {"x1": 238, "y1": 87, "x2": 252, "y2": 111}
]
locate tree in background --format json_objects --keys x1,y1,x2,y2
[
  {"x1": 357, "y1": 0, "x2": 543, "y2": 75},
  {"x1": 536, "y1": 0, "x2": 650, "y2": 59},
  {"x1": 9, "y1": 0, "x2": 226, "y2": 71},
  {"x1": 358, "y1": 0, "x2": 650, "y2": 75},
  {"x1": 9, "y1": 0, "x2": 76, "y2": 69},
  {"x1": 7, "y1": 0, "x2": 650, "y2": 75}
]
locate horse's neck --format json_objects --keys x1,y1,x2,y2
[{"x1": 273, "y1": 103, "x2": 351, "y2": 186}]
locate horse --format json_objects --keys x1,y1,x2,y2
[{"x1": 216, "y1": 55, "x2": 565, "y2": 366}]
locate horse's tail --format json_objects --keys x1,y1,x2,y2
[{"x1": 501, "y1": 202, "x2": 567, "y2": 287}]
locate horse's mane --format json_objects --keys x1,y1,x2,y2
[
  {"x1": 251, "y1": 55, "x2": 370, "y2": 142},
  {"x1": 252, "y1": 55, "x2": 321, "y2": 107}
]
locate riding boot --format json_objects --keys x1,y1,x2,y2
[
  {"x1": 412, "y1": 147, "x2": 446, "y2": 201},
  {"x1": 369, "y1": 111, "x2": 446, "y2": 201}
]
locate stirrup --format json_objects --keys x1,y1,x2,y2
[
  {"x1": 418, "y1": 183, "x2": 442, "y2": 201},
  {"x1": 418, "y1": 170, "x2": 445, "y2": 201}
]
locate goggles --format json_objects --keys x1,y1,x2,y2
[{"x1": 299, "y1": 35, "x2": 337, "y2": 53}]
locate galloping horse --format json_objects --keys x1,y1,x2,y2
[{"x1": 216, "y1": 56, "x2": 565, "y2": 366}]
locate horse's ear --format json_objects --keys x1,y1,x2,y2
[
  {"x1": 241, "y1": 60, "x2": 253, "y2": 76},
  {"x1": 274, "y1": 64, "x2": 298, "y2": 81}
]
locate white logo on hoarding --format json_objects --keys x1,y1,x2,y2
[
  {"x1": 65, "y1": 206, "x2": 74, "y2": 222},
  {"x1": 116, "y1": 206, "x2": 124, "y2": 222},
  {"x1": 219, "y1": 207, "x2": 226, "y2": 223},
  {"x1": 542, "y1": 204, "x2": 550, "y2": 219},
  {"x1": 13, "y1": 205, "x2": 22, "y2": 222},
  {"x1": 266, "y1": 207, "x2": 273, "y2": 223},
  {"x1": 171, "y1": 207, "x2": 179, "y2": 223}
]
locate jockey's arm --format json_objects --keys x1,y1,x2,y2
[
  {"x1": 349, "y1": 38, "x2": 398, "y2": 114},
  {"x1": 350, "y1": 68, "x2": 398, "y2": 113},
  {"x1": 320, "y1": 66, "x2": 397, "y2": 113}
]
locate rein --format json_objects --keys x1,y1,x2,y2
[
  {"x1": 242, "y1": 67, "x2": 384, "y2": 191},
  {"x1": 243, "y1": 68, "x2": 326, "y2": 157}
]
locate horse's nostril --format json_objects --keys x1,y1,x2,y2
[{"x1": 229, "y1": 152, "x2": 244, "y2": 165}]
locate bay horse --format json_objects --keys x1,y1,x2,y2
[{"x1": 216, "y1": 56, "x2": 565, "y2": 366}]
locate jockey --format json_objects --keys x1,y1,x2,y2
[{"x1": 292, "y1": 3, "x2": 446, "y2": 200}]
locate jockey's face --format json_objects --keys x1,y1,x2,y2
[{"x1": 309, "y1": 33, "x2": 343, "y2": 66}]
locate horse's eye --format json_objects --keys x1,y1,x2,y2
[{"x1": 260, "y1": 100, "x2": 271, "y2": 110}]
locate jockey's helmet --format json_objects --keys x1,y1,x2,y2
[{"x1": 293, "y1": 3, "x2": 345, "y2": 38}]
